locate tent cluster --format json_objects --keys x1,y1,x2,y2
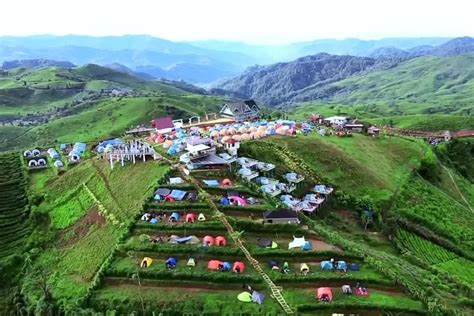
[
  {"x1": 153, "y1": 188, "x2": 198, "y2": 202},
  {"x1": 96, "y1": 138, "x2": 124, "y2": 154},
  {"x1": 237, "y1": 290, "x2": 266, "y2": 304},
  {"x1": 140, "y1": 257, "x2": 178, "y2": 269},
  {"x1": 202, "y1": 178, "x2": 233, "y2": 187},
  {"x1": 316, "y1": 284, "x2": 369, "y2": 302},
  {"x1": 320, "y1": 260, "x2": 359, "y2": 272},
  {"x1": 208, "y1": 260, "x2": 245, "y2": 273},
  {"x1": 202, "y1": 235, "x2": 227, "y2": 247},
  {"x1": 141, "y1": 211, "x2": 206, "y2": 224},
  {"x1": 220, "y1": 191, "x2": 260, "y2": 207},
  {"x1": 149, "y1": 234, "x2": 200, "y2": 245}
]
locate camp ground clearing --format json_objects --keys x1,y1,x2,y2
[{"x1": 2, "y1": 101, "x2": 473, "y2": 315}]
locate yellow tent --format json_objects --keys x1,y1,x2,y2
[
  {"x1": 300, "y1": 263, "x2": 309, "y2": 273},
  {"x1": 187, "y1": 258, "x2": 196, "y2": 267},
  {"x1": 141, "y1": 257, "x2": 153, "y2": 268},
  {"x1": 198, "y1": 213, "x2": 206, "y2": 221}
]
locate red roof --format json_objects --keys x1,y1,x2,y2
[{"x1": 151, "y1": 117, "x2": 174, "y2": 130}]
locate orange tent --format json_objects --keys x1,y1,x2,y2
[
  {"x1": 232, "y1": 261, "x2": 245, "y2": 273},
  {"x1": 317, "y1": 287, "x2": 333, "y2": 301},
  {"x1": 203, "y1": 236, "x2": 215, "y2": 246},
  {"x1": 232, "y1": 134, "x2": 241, "y2": 141},
  {"x1": 185, "y1": 213, "x2": 197, "y2": 223},
  {"x1": 208, "y1": 260, "x2": 224, "y2": 270},
  {"x1": 215, "y1": 236, "x2": 227, "y2": 246},
  {"x1": 221, "y1": 178, "x2": 233, "y2": 186},
  {"x1": 221, "y1": 136, "x2": 231, "y2": 143}
]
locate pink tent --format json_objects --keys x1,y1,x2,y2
[
  {"x1": 203, "y1": 236, "x2": 215, "y2": 246},
  {"x1": 215, "y1": 236, "x2": 227, "y2": 246},
  {"x1": 186, "y1": 213, "x2": 197, "y2": 223},
  {"x1": 229, "y1": 196, "x2": 247, "y2": 206}
]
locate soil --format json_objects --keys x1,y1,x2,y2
[
  {"x1": 104, "y1": 277, "x2": 243, "y2": 291},
  {"x1": 58, "y1": 206, "x2": 106, "y2": 248}
]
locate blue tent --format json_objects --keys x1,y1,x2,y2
[
  {"x1": 169, "y1": 190, "x2": 187, "y2": 201},
  {"x1": 150, "y1": 218, "x2": 159, "y2": 224},
  {"x1": 255, "y1": 177, "x2": 269, "y2": 185},
  {"x1": 220, "y1": 197, "x2": 230, "y2": 205},
  {"x1": 203, "y1": 179, "x2": 220, "y2": 186},
  {"x1": 60, "y1": 144, "x2": 67, "y2": 150},
  {"x1": 302, "y1": 241, "x2": 313, "y2": 251},
  {"x1": 72, "y1": 142, "x2": 86, "y2": 156},
  {"x1": 170, "y1": 212, "x2": 180, "y2": 221},
  {"x1": 166, "y1": 257, "x2": 177, "y2": 266},
  {"x1": 252, "y1": 291, "x2": 266, "y2": 304},
  {"x1": 153, "y1": 194, "x2": 161, "y2": 201},
  {"x1": 222, "y1": 262, "x2": 232, "y2": 271},
  {"x1": 348, "y1": 263, "x2": 360, "y2": 271},
  {"x1": 337, "y1": 261, "x2": 347, "y2": 271},
  {"x1": 167, "y1": 147, "x2": 177, "y2": 155},
  {"x1": 320, "y1": 261, "x2": 333, "y2": 270}
]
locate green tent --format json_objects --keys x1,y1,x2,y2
[{"x1": 237, "y1": 291, "x2": 252, "y2": 302}]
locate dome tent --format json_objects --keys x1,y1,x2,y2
[
  {"x1": 317, "y1": 287, "x2": 333, "y2": 302},
  {"x1": 23, "y1": 150, "x2": 32, "y2": 157},
  {"x1": 237, "y1": 291, "x2": 252, "y2": 302},
  {"x1": 215, "y1": 236, "x2": 227, "y2": 246},
  {"x1": 185, "y1": 213, "x2": 197, "y2": 223},
  {"x1": 252, "y1": 291, "x2": 266, "y2": 304},
  {"x1": 342, "y1": 285, "x2": 352, "y2": 294},
  {"x1": 198, "y1": 213, "x2": 206, "y2": 221},
  {"x1": 300, "y1": 263, "x2": 310, "y2": 274},
  {"x1": 169, "y1": 212, "x2": 180, "y2": 222},
  {"x1": 187, "y1": 258, "x2": 196, "y2": 267},
  {"x1": 348, "y1": 263, "x2": 360, "y2": 271},
  {"x1": 222, "y1": 261, "x2": 232, "y2": 271},
  {"x1": 165, "y1": 257, "x2": 177, "y2": 269},
  {"x1": 232, "y1": 261, "x2": 245, "y2": 273},
  {"x1": 203, "y1": 236, "x2": 215, "y2": 246},
  {"x1": 337, "y1": 261, "x2": 347, "y2": 271},
  {"x1": 320, "y1": 261, "x2": 333, "y2": 270},
  {"x1": 208, "y1": 260, "x2": 224, "y2": 270},
  {"x1": 221, "y1": 178, "x2": 233, "y2": 186},
  {"x1": 141, "y1": 257, "x2": 153, "y2": 268},
  {"x1": 28, "y1": 160, "x2": 38, "y2": 167}
]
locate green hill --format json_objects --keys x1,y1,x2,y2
[{"x1": 0, "y1": 65, "x2": 224, "y2": 151}]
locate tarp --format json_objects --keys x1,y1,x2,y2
[
  {"x1": 203, "y1": 179, "x2": 220, "y2": 186},
  {"x1": 313, "y1": 184, "x2": 333, "y2": 195},
  {"x1": 169, "y1": 177, "x2": 184, "y2": 184},
  {"x1": 237, "y1": 292, "x2": 252, "y2": 302},
  {"x1": 208, "y1": 260, "x2": 223, "y2": 270},
  {"x1": 155, "y1": 188, "x2": 171, "y2": 197},
  {"x1": 215, "y1": 236, "x2": 227, "y2": 246},
  {"x1": 317, "y1": 287, "x2": 333, "y2": 301},
  {"x1": 169, "y1": 190, "x2": 187, "y2": 201},
  {"x1": 348, "y1": 263, "x2": 360, "y2": 271},
  {"x1": 141, "y1": 257, "x2": 153, "y2": 268},
  {"x1": 289, "y1": 236, "x2": 306, "y2": 249},
  {"x1": 302, "y1": 241, "x2": 313, "y2": 251},
  {"x1": 252, "y1": 291, "x2": 266, "y2": 304},
  {"x1": 320, "y1": 261, "x2": 333, "y2": 270},
  {"x1": 232, "y1": 261, "x2": 245, "y2": 273}
]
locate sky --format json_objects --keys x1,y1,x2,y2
[{"x1": 1, "y1": 0, "x2": 473, "y2": 44}]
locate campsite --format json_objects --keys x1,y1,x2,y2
[{"x1": 1, "y1": 92, "x2": 473, "y2": 315}]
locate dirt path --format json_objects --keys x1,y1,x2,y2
[
  {"x1": 104, "y1": 277, "x2": 243, "y2": 291},
  {"x1": 58, "y1": 206, "x2": 106, "y2": 249},
  {"x1": 441, "y1": 165, "x2": 473, "y2": 213}
]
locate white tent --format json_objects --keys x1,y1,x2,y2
[{"x1": 288, "y1": 236, "x2": 306, "y2": 249}]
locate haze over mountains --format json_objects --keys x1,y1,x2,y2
[{"x1": 0, "y1": 35, "x2": 457, "y2": 84}]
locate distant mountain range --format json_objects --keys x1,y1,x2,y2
[
  {"x1": 215, "y1": 37, "x2": 474, "y2": 107},
  {"x1": 0, "y1": 35, "x2": 459, "y2": 84}
]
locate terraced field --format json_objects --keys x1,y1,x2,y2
[
  {"x1": 88, "y1": 165, "x2": 425, "y2": 315},
  {"x1": 0, "y1": 152, "x2": 30, "y2": 257}
]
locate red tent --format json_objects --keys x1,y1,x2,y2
[
  {"x1": 185, "y1": 213, "x2": 197, "y2": 223},
  {"x1": 215, "y1": 236, "x2": 227, "y2": 246},
  {"x1": 316, "y1": 287, "x2": 333, "y2": 301},
  {"x1": 203, "y1": 236, "x2": 215, "y2": 246},
  {"x1": 221, "y1": 178, "x2": 233, "y2": 186},
  {"x1": 208, "y1": 260, "x2": 224, "y2": 270},
  {"x1": 232, "y1": 261, "x2": 245, "y2": 273},
  {"x1": 164, "y1": 195, "x2": 175, "y2": 202}
]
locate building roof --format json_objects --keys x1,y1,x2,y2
[
  {"x1": 220, "y1": 99, "x2": 261, "y2": 116},
  {"x1": 263, "y1": 209, "x2": 298, "y2": 219},
  {"x1": 187, "y1": 138, "x2": 211, "y2": 146},
  {"x1": 187, "y1": 144, "x2": 210, "y2": 152},
  {"x1": 152, "y1": 117, "x2": 174, "y2": 130}
]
